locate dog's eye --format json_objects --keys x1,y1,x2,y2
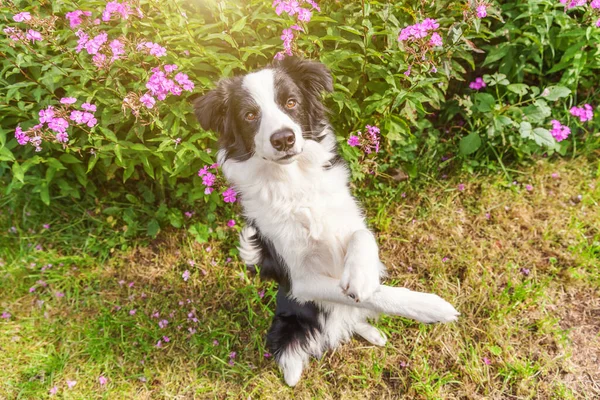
[
  {"x1": 285, "y1": 99, "x2": 297, "y2": 109},
  {"x1": 245, "y1": 112, "x2": 257, "y2": 121}
]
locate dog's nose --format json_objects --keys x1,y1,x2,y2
[{"x1": 270, "y1": 129, "x2": 296, "y2": 152}]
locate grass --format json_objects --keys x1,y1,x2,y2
[{"x1": 1, "y1": 157, "x2": 599, "y2": 399}]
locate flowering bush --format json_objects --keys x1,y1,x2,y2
[{"x1": 1, "y1": 0, "x2": 599, "y2": 237}]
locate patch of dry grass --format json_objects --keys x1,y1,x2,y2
[{"x1": 0, "y1": 158, "x2": 598, "y2": 399}]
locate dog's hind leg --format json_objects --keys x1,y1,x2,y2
[
  {"x1": 354, "y1": 322, "x2": 387, "y2": 346},
  {"x1": 267, "y1": 289, "x2": 323, "y2": 387}
]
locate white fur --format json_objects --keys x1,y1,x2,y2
[
  {"x1": 238, "y1": 225, "x2": 262, "y2": 266},
  {"x1": 224, "y1": 69, "x2": 459, "y2": 386}
]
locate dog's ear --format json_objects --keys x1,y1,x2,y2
[
  {"x1": 193, "y1": 80, "x2": 233, "y2": 134},
  {"x1": 277, "y1": 56, "x2": 333, "y2": 96}
]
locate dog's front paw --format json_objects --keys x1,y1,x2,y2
[
  {"x1": 403, "y1": 292, "x2": 459, "y2": 324},
  {"x1": 340, "y1": 260, "x2": 381, "y2": 303}
]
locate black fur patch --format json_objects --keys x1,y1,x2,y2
[{"x1": 266, "y1": 287, "x2": 323, "y2": 360}]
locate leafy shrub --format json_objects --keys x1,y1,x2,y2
[{"x1": 1, "y1": 0, "x2": 599, "y2": 239}]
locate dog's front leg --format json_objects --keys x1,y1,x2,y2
[
  {"x1": 292, "y1": 276, "x2": 459, "y2": 324},
  {"x1": 339, "y1": 230, "x2": 384, "y2": 303}
]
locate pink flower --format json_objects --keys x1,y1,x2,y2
[
  {"x1": 85, "y1": 32, "x2": 108, "y2": 55},
  {"x1": 13, "y1": 12, "x2": 32, "y2": 22},
  {"x1": 202, "y1": 172, "x2": 216, "y2": 187},
  {"x1": 75, "y1": 30, "x2": 89, "y2": 53},
  {"x1": 99, "y1": 376, "x2": 108, "y2": 385},
  {"x1": 174, "y1": 73, "x2": 195, "y2": 91},
  {"x1": 264, "y1": 352, "x2": 271, "y2": 358},
  {"x1": 182, "y1": 270, "x2": 190, "y2": 281},
  {"x1": 525, "y1": 184, "x2": 533, "y2": 191},
  {"x1": 14, "y1": 126, "x2": 29, "y2": 145},
  {"x1": 92, "y1": 53, "x2": 107, "y2": 68},
  {"x1": 164, "y1": 64, "x2": 178, "y2": 73},
  {"x1": 55, "y1": 292, "x2": 65, "y2": 298},
  {"x1": 49, "y1": 386, "x2": 58, "y2": 395},
  {"x1": 103, "y1": 1, "x2": 133, "y2": 21},
  {"x1": 483, "y1": 357, "x2": 491, "y2": 365},
  {"x1": 347, "y1": 135, "x2": 360, "y2": 147},
  {"x1": 65, "y1": 10, "x2": 92, "y2": 28},
  {"x1": 109, "y1": 39, "x2": 125, "y2": 62},
  {"x1": 258, "y1": 289, "x2": 265, "y2": 298},
  {"x1": 140, "y1": 94, "x2": 156, "y2": 109},
  {"x1": 476, "y1": 5, "x2": 487, "y2": 18},
  {"x1": 551, "y1": 172, "x2": 559, "y2": 179},
  {"x1": 569, "y1": 104, "x2": 594, "y2": 122},
  {"x1": 223, "y1": 187, "x2": 237, "y2": 203},
  {"x1": 163, "y1": 336, "x2": 170, "y2": 342},
  {"x1": 158, "y1": 319, "x2": 168, "y2": 328},
  {"x1": 520, "y1": 267, "x2": 530, "y2": 276},
  {"x1": 592, "y1": 0, "x2": 600, "y2": 8},
  {"x1": 1, "y1": 311, "x2": 11, "y2": 319},
  {"x1": 48, "y1": 117, "x2": 69, "y2": 134},
  {"x1": 60, "y1": 97, "x2": 77, "y2": 104},
  {"x1": 155, "y1": 340, "x2": 162, "y2": 348},
  {"x1": 458, "y1": 183, "x2": 465, "y2": 191},
  {"x1": 25, "y1": 29, "x2": 42, "y2": 42},
  {"x1": 550, "y1": 120, "x2": 571, "y2": 142},
  {"x1": 39, "y1": 106, "x2": 55, "y2": 123},
  {"x1": 204, "y1": 187, "x2": 214, "y2": 195},
  {"x1": 139, "y1": 41, "x2": 167, "y2": 57},
  {"x1": 227, "y1": 219, "x2": 236, "y2": 227},
  {"x1": 469, "y1": 77, "x2": 486, "y2": 90},
  {"x1": 429, "y1": 32, "x2": 443, "y2": 47},
  {"x1": 129, "y1": 309, "x2": 136, "y2": 315},
  {"x1": 66, "y1": 380, "x2": 77, "y2": 389},
  {"x1": 81, "y1": 102, "x2": 96, "y2": 112}
]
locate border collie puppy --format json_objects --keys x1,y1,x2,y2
[{"x1": 193, "y1": 57, "x2": 459, "y2": 387}]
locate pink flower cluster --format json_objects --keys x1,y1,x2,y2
[
  {"x1": 137, "y1": 41, "x2": 167, "y2": 57},
  {"x1": 65, "y1": 10, "x2": 92, "y2": 28},
  {"x1": 15, "y1": 99, "x2": 98, "y2": 150},
  {"x1": 398, "y1": 18, "x2": 441, "y2": 45},
  {"x1": 476, "y1": 5, "x2": 488, "y2": 18},
  {"x1": 272, "y1": 0, "x2": 320, "y2": 60},
  {"x1": 102, "y1": 1, "x2": 133, "y2": 22},
  {"x1": 560, "y1": 0, "x2": 587, "y2": 8},
  {"x1": 469, "y1": 77, "x2": 487, "y2": 90},
  {"x1": 198, "y1": 164, "x2": 238, "y2": 203},
  {"x1": 4, "y1": 12, "x2": 43, "y2": 43},
  {"x1": 198, "y1": 163, "x2": 221, "y2": 195},
  {"x1": 139, "y1": 65, "x2": 194, "y2": 109},
  {"x1": 560, "y1": 0, "x2": 600, "y2": 26},
  {"x1": 347, "y1": 124, "x2": 381, "y2": 154},
  {"x1": 570, "y1": 104, "x2": 594, "y2": 122},
  {"x1": 550, "y1": 120, "x2": 571, "y2": 142}
]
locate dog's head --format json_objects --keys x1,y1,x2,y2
[{"x1": 193, "y1": 57, "x2": 333, "y2": 164}]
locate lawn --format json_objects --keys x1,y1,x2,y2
[{"x1": 1, "y1": 157, "x2": 599, "y2": 399}]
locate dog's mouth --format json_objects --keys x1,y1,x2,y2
[{"x1": 275, "y1": 151, "x2": 301, "y2": 164}]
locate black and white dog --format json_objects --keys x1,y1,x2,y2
[{"x1": 193, "y1": 57, "x2": 459, "y2": 386}]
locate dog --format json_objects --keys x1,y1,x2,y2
[{"x1": 193, "y1": 57, "x2": 459, "y2": 387}]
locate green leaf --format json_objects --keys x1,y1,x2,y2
[
  {"x1": 230, "y1": 16, "x2": 247, "y2": 33},
  {"x1": 59, "y1": 153, "x2": 82, "y2": 164},
  {"x1": 12, "y1": 162, "x2": 24, "y2": 183},
  {"x1": 147, "y1": 219, "x2": 160, "y2": 237},
  {"x1": 40, "y1": 182, "x2": 50, "y2": 206},
  {"x1": 459, "y1": 131, "x2": 482, "y2": 155},
  {"x1": 474, "y1": 93, "x2": 496, "y2": 113},
  {"x1": 530, "y1": 128, "x2": 557, "y2": 149},
  {"x1": 541, "y1": 86, "x2": 571, "y2": 101},
  {"x1": 507, "y1": 84, "x2": 529, "y2": 96}
]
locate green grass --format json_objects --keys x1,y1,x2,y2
[{"x1": 1, "y1": 157, "x2": 599, "y2": 399}]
